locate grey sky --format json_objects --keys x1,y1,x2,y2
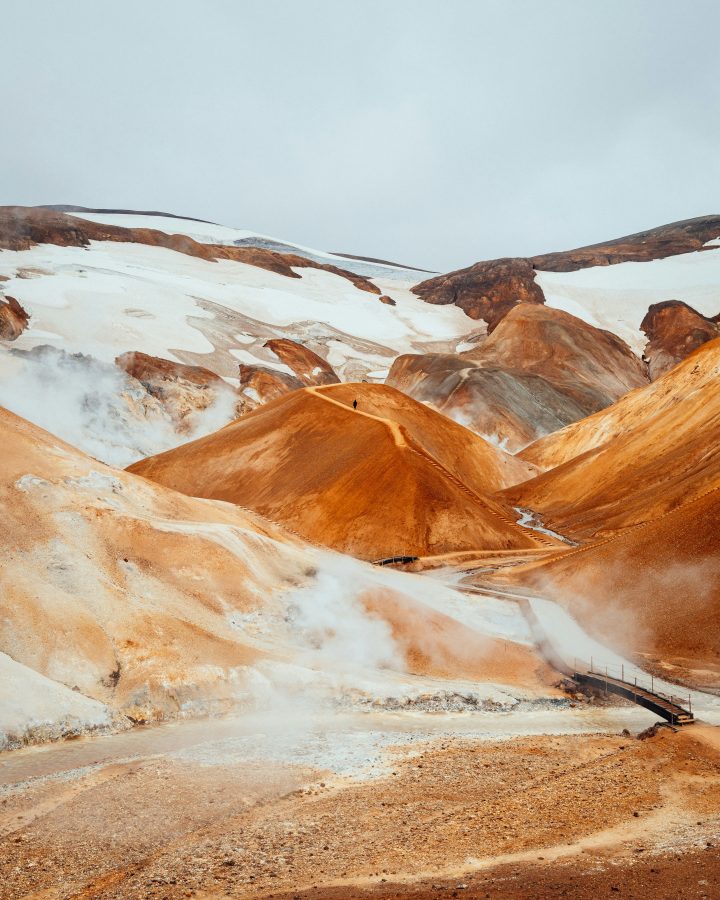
[{"x1": 4, "y1": 1, "x2": 720, "y2": 270}]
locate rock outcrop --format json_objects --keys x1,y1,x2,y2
[
  {"x1": 413, "y1": 257, "x2": 544, "y2": 329},
  {"x1": 237, "y1": 340, "x2": 340, "y2": 410},
  {"x1": 238, "y1": 364, "x2": 304, "y2": 407},
  {"x1": 414, "y1": 216, "x2": 720, "y2": 328},
  {"x1": 0, "y1": 295, "x2": 29, "y2": 340},
  {"x1": 117, "y1": 351, "x2": 225, "y2": 388},
  {"x1": 116, "y1": 351, "x2": 238, "y2": 429},
  {"x1": 263, "y1": 339, "x2": 340, "y2": 386},
  {"x1": 640, "y1": 300, "x2": 719, "y2": 379}
]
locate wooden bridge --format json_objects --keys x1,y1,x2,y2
[
  {"x1": 462, "y1": 587, "x2": 695, "y2": 726},
  {"x1": 372, "y1": 555, "x2": 419, "y2": 566},
  {"x1": 573, "y1": 663, "x2": 694, "y2": 726}
]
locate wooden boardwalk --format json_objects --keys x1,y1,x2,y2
[
  {"x1": 574, "y1": 667, "x2": 694, "y2": 725},
  {"x1": 513, "y1": 594, "x2": 695, "y2": 726}
]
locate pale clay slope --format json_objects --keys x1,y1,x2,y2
[
  {"x1": 0, "y1": 406, "x2": 555, "y2": 750},
  {"x1": 0, "y1": 651, "x2": 114, "y2": 750}
]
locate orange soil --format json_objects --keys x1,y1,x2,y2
[
  {"x1": 0, "y1": 405, "x2": 311, "y2": 721},
  {"x1": 3, "y1": 727, "x2": 720, "y2": 898},
  {"x1": 500, "y1": 486, "x2": 720, "y2": 668},
  {"x1": 504, "y1": 338, "x2": 720, "y2": 539}
]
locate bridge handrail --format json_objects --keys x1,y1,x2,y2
[
  {"x1": 577, "y1": 657, "x2": 692, "y2": 714},
  {"x1": 459, "y1": 587, "x2": 695, "y2": 722}
]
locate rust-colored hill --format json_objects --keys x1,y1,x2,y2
[
  {"x1": 0, "y1": 404, "x2": 557, "y2": 746},
  {"x1": 128, "y1": 383, "x2": 549, "y2": 559},
  {"x1": 387, "y1": 305, "x2": 648, "y2": 452},
  {"x1": 503, "y1": 487, "x2": 720, "y2": 674},
  {"x1": 504, "y1": 339, "x2": 720, "y2": 540}
]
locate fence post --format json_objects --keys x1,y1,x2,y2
[
  {"x1": 621, "y1": 663, "x2": 624, "y2": 682},
  {"x1": 651, "y1": 674, "x2": 654, "y2": 693}
]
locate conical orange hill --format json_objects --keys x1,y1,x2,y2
[{"x1": 127, "y1": 383, "x2": 550, "y2": 559}]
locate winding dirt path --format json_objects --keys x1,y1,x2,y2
[
  {"x1": 307, "y1": 385, "x2": 557, "y2": 549},
  {"x1": 306, "y1": 385, "x2": 408, "y2": 448}
]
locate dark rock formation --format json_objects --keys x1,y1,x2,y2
[
  {"x1": 414, "y1": 216, "x2": 720, "y2": 326},
  {"x1": 413, "y1": 258, "x2": 544, "y2": 329},
  {"x1": 0, "y1": 296, "x2": 30, "y2": 341},
  {"x1": 640, "y1": 300, "x2": 719, "y2": 379}
]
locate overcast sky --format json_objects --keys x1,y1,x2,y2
[{"x1": 4, "y1": 1, "x2": 720, "y2": 270}]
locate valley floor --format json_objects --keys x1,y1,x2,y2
[{"x1": 2, "y1": 711, "x2": 720, "y2": 898}]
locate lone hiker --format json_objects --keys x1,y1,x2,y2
[{"x1": 353, "y1": 399, "x2": 358, "y2": 410}]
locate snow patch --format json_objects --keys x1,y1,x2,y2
[
  {"x1": 536, "y1": 248, "x2": 720, "y2": 353},
  {"x1": 514, "y1": 507, "x2": 577, "y2": 546}
]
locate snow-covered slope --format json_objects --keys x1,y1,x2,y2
[
  {"x1": 537, "y1": 245, "x2": 720, "y2": 354},
  {"x1": 0, "y1": 207, "x2": 473, "y2": 463},
  {"x1": 71, "y1": 210, "x2": 431, "y2": 280},
  {"x1": 0, "y1": 214, "x2": 470, "y2": 383}
]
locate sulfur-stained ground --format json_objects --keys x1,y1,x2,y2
[{"x1": 2, "y1": 722, "x2": 720, "y2": 898}]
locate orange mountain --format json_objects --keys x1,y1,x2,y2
[
  {"x1": 503, "y1": 486, "x2": 720, "y2": 675},
  {"x1": 128, "y1": 383, "x2": 550, "y2": 559},
  {"x1": 387, "y1": 304, "x2": 648, "y2": 452},
  {"x1": 504, "y1": 338, "x2": 720, "y2": 540}
]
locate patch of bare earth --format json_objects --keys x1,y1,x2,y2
[{"x1": 2, "y1": 726, "x2": 720, "y2": 898}]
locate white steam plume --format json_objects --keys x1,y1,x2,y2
[{"x1": 0, "y1": 345, "x2": 237, "y2": 467}]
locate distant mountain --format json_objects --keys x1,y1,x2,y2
[{"x1": 414, "y1": 215, "x2": 720, "y2": 353}]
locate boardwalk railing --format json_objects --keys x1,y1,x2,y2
[
  {"x1": 513, "y1": 595, "x2": 695, "y2": 726},
  {"x1": 372, "y1": 555, "x2": 419, "y2": 566},
  {"x1": 574, "y1": 658, "x2": 694, "y2": 725}
]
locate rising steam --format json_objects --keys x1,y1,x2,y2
[{"x1": 0, "y1": 345, "x2": 237, "y2": 467}]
